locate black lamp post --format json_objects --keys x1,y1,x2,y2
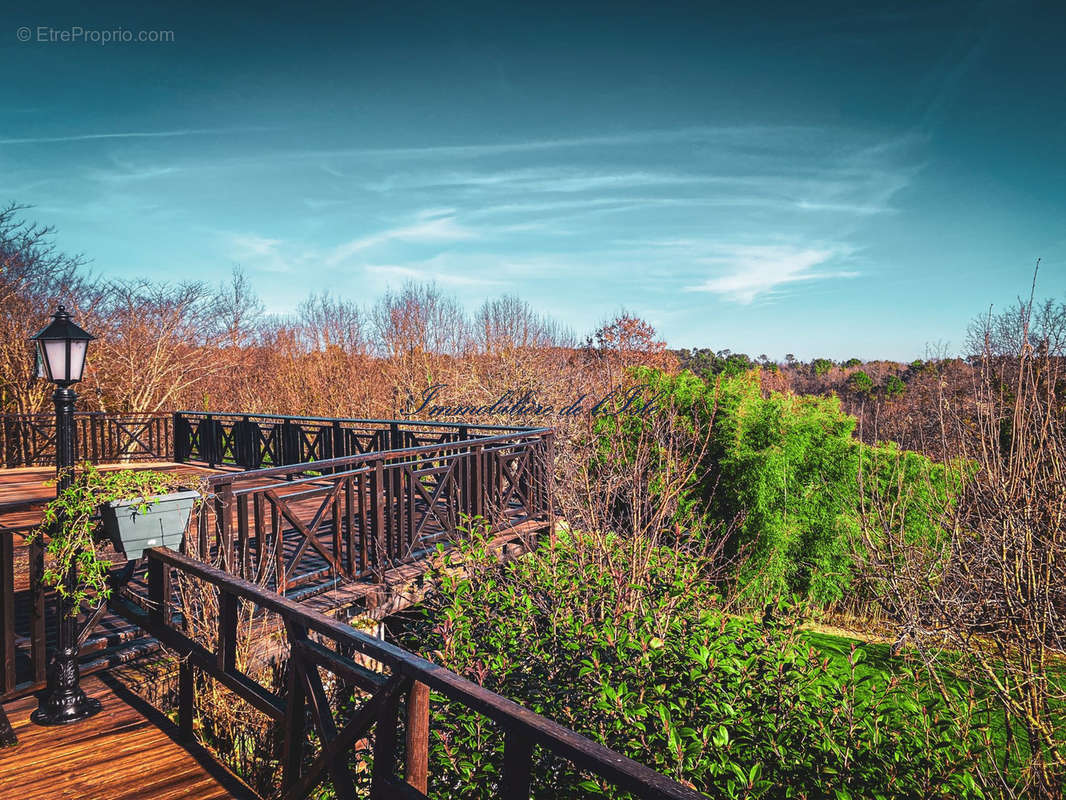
[{"x1": 29, "y1": 305, "x2": 101, "y2": 725}]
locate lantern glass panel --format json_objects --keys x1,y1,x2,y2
[
  {"x1": 67, "y1": 339, "x2": 88, "y2": 382},
  {"x1": 42, "y1": 339, "x2": 69, "y2": 383}
]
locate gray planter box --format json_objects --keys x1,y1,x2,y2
[{"x1": 100, "y1": 490, "x2": 199, "y2": 560}]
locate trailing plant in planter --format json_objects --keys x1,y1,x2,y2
[{"x1": 27, "y1": 463, "x2": 201, "y2": 613}]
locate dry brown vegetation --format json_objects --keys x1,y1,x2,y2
[
  {"x1": 858, "y1": 285, "x2": 1066, "y2": 798},
  {"x1": 1, "y1": 204, "x2": 675, "y2": 424}
]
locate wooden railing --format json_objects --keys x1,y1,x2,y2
[
  {"x1": 195, "y1": 426, "x2": 554, "y2": 594},
  {"x1": 109, "y1": 547, "x2": 706, "y2": 800},
  {"x1": 0, "y1": 532, "x2": 46, "y2": 700},
  {"x1": 0, "y1": 413, "x2": 551, "y2": 705},
  {"x1": 0, "y1": 412, "x2": 171, "y2": 468},
  {"x1": 0, "y1": 409, "x2": 538, "y2": 472},
  {"x1": 173, "y1": 411, "x2": 535, "y2": 472}
]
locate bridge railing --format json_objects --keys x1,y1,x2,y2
[
  {"x1": 173, "y1": 411, "x2": 536, "y2": 472},
  {"x1": 0, "y1": 411, "x2": 553, "y2": 700},
  {"x1": 0, "y1": 409, "x2": 540, "y2": 472},
  {"x1": 0, "y1": 412, "x2": 171, "y2": 468},
  {"x1": 195, "y1": 426, "x2": 554, "y2": 594},
  {"x1": 109, "y1": 546, "x2": 706, "y2": 800}
]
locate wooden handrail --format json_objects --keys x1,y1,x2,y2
[
  {"x1": 173, "y1": 410, "x2": 552, "y2": 479},
  {"x1": 114, "y1": 547, "x2": 707, "y2": 800},
  {"x1": 205, "y1": 428, "x2": 551, "y2": 488},
  {"x1": 195, "y1": 426, "x2": 553, "y2": 593},
  {"x1": 175, "y1": 410, "x2": 537, "y2": 432},
  {"x1": 0, "y1": 412, "x2": 172, "y2": 468}
]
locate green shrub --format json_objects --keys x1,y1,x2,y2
[
  {"x1": 591, "y1": 368, "x2": 961, "y2": 609},
  {"x1": 397, "y1": 530, "x2": 989, "y2": 799},
  {"x1": 811, "y1": 358, "x2": 834, "y2": 377}
]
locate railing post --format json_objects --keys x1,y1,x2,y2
[
  {"x1": 281, "y1": 420, "x2": 301, "y2": 466},
  {"x1": 236, "y1": 494, "x2": 250, "y2": 580},
  {"x1": 370, "y1": 677, "x2": 405, "y2": 800},
  {"x1": 0, "y1": 533, "x2": 15, "y2": 697},
  {"x1": 216, "y1": 483, "x2": 235, "y2": 571},
  {"x1": 87, "y1": 413, "x2": 97, "y2": 463},
  {"x1": 501, "y1": 730, "x2": 535, "y2": 798},
  {"x1": 172, "y1": 412, "x2": 187, "y2": 462},
  {"x1": 281, "y1": 626, "x2": 307, "y2": 793},
  {"x1": 404, "y1": 681, "x2": 430, "y2": 794},
  {"x1": 344, "y1": 476, "x2": 356, "y2": 577},
  {"x1": 30, "y1": 536, "x2": 46, "y2": 685},
  {"x1": 472, "y1": 443, "x2": 484, "y2": 520},
  {"x1": 374, "y1": 459, "x2": 389, "y2": 579},
  {"x1": 178, "y1": 658, "x2": 194, "y2": 741},
  {"x1": 217, "y1": 589, "x2": 238, "y2": 674},
  {"x1": 205, "y1": 414, "x2": 215, "y2": 467},
  {"x1": 392, "y1": 455, "x2": 404, "y2": 560},
  {"x1": 147, "y1": 555, "x2": 171, "y2": 627},
  {"x1": 331, "y1": 419, "x2": 344, "y2": 472},
  {"x1": 234, "y1": 416, "x2": 253, "y2": 469}
]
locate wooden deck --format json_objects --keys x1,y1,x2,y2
[
  {"x1": 0, "y1": 441, "x2": 552, "y2": 799},
  {"x1": 0, "y1": 674, "x2": 255, "y2": 799},
  {"x1": 0, "y1": 463, "x2": 221, "y2": 592},
  {"x1": 0, "y1": 463, "x2": 221, "y2": 535},
  {"x1": 1, "y1": 460, "x2": 544, "y2": 695}
]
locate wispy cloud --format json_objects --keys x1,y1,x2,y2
[
  {"x1": 12, "y1": 122, "x2": 920, "y2": 325},
  {"x1": 0, "y1": 126, "x2": 277, "y2": 146},
  {"x1": 366, "y1": 167, "x2": 725, "y2": 194},
  {"x1": 227, "y1": 234, "x2": 295, "y2": 273},
  {"x1": 294, "y1": 125, "x2": 825, "y2": 162},
  {"x1": 326, "y1": 213, "x2": 478, "y2": 265},
  {"x1": 684, "y1": 244, "x2": 858, "y2": 303}
]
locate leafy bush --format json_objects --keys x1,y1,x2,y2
[
  {"x1": 811, "y1": 358, "x2": 834, "y2": 376},
  {"x1": 397, "y1": 529, "x2": 989, "y2": 799},
  {"x1": 28, "y1": 463, "x2": 189, "y2": 612},
  {"x1": 590, "y1": 368, "x2": 961, "y2": 609}
]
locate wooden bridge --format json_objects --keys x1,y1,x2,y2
[{"x1": 0, "y1": 411, "x2": 704, "y2": 799}]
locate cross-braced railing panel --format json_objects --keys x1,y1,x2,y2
[
  {"x1": 0, "y1": 412, "x2": 171, "y2": 467},
  {"x1": 187, "y1": 427, "x2": 553, "y2": 595},
  {"x1": 108, "y1": 547, "x2": 706, "y2": 800},
  {"x1": 173, "y1": 411, "x2": 532, "y2": 472}
]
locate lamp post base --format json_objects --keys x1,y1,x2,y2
[
  {"x1": 31, "y1": 690, "x2": 102, "y2": 726},
  {"x1": 32, "y1": 636, "x2": 103, "y2": 726}
]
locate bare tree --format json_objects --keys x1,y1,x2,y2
[
  {"x1": 552, "y1": 385, "x2": 740, "y2": 622},
  {"x1": 372, "y1": 282, "x2": 472, "y2": 413},
  {"x1": 474, "y1": 294, "x2": 573, "y2": 354},
  {"x1": 216, "y1": 266, "x2": 264, "y2": 350},
  {"x1": 90, "y1": 279, "x2": 232, "y2": 413},
  {"x1": 0, "y1": 204, "x2": 90, "y2": 413},
  {"x1": 586, "y1": 310, "x2": 677, "y2": 388},
  {"x1": 859, "y1": 277, "x2": 1066, "y2": 797}
]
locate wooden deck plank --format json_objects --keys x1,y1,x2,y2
[
  {"x1": 0, "y1": 463, "x2": 218, "y2": 532},
  {"x1": 0, "y1": 675, "x2": 255, "y2": 799}
]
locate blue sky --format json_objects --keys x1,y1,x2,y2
[{"x1": 2, "y1": 0, "x2": 1064, "y2": 360}]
